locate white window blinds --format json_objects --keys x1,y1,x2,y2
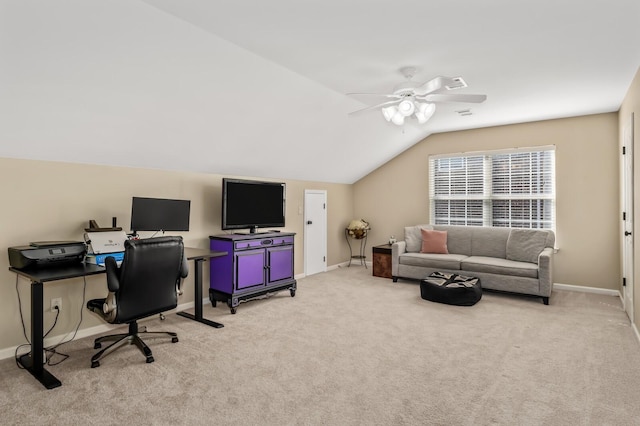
[{"x1": 429, "y1": 147, "x2": 555, "y2": 229}]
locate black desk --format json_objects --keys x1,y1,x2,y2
[
  {"x1": 178, "y1": 248, "x2": 227, "y2": 328},
  {"x1": 9, "y1": 247, "x2": 226, "y2": 390},
  {"x1": 10, "y1": 263, "x2": 107, "y2": 389}
]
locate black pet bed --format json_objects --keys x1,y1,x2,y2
[{"x1": 420, "y1": 272, "x2": 482, "y2": 306}]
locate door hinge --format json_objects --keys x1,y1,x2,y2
[
  {"x1": 623, "y1": 277, "x2": 627, "y2": 287},
  {"x1": 623, "y1": 146, "x2": 627, "y2": 155},
  {"x1": 323, "y1": 256, "x2": 326, "y2": 262},
  {"x1": 623, "y1": 212, "x2": 627, "y2": 221},
  {"x1": 323, "y1": 203, "x2": 326, "y2": 209}
]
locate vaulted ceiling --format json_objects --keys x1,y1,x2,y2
[{"x1": 1, "y1": 0, "x2": 639, "y2": 183}]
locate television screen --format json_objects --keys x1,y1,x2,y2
[
  {"x1": 222, "y1": 178, "x2": 285, "y2": 232},
  {"x1": 130, "y1": 197, "x2": 191, "y2": 233}
]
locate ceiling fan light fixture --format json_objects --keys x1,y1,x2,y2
[
  {"x1": 397, "y1": 99, "x2": 416, "y2": 117},
  {"x1": 415, "y1": 103, "x2": 436, "y2": 124},
  {"x1": 391, "y1": 113, "x2": 405, "y2": 126},
  {"x1": 382, "y1": 106, "x2": 397, "y2": 122},
  {"x1": 348, "y1": 71, "x2": 484, "y2": 127}
]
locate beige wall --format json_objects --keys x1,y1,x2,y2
[
  {"x1": 0, "y1": 158, "x2": 354, "y2": 352},
  {"x1": 1, "y1": 108, "x2": 632, "y2": 354},
  {"x1": 619, "y1": 66, "x2": 640, "y2": 333},
  {"x1": 354, "y1": 113, "x2": 620, "y2": 290}
]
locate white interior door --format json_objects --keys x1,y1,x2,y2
[
  {"x1": 622, "y1": 114, "x2": 634, "y2": 322},
  {"x1": 304, "y1": 190, "x2": 327, "y2": 276}
]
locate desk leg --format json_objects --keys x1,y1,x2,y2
[
  {"x1": 18, "y1": 281, "x2": 61, "y2": 389},
  {"x1": 177, "y1": 258, "x2": 224, "y2": 328}
]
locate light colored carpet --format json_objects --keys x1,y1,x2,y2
[{"x1": 1, "y1": 266, "x2": 640, "y2": 425}]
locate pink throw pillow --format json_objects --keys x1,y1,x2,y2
[{"x1": 420, "y1": 229, "x2": 449, "y2": 254}]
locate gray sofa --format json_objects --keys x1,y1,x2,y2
[{"x1": 391, "y1": 225, "x2": 555, "y2": 304}]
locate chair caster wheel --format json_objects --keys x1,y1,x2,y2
[
  {"x1": 146, "y1": 356, "x2": 155, "y2": 364},
  {"x1": 91, "y1": 361, "x2": 100, "y2": 368},
  {"x1": 159, "y1": 313, "x2": 166, "y2": 321},
  {"x1": 94, "y1": 342, "x2": 101, "y2": 349},
  {"x1": 172, "y1": 337, "x2": 179, "y2": 343}
]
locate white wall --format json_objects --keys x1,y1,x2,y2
[{"x1": 0, "y1": 0, "x2": 417, "y2": 184}]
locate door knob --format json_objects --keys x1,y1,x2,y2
[{"x1": 307, "y1": 220, "x2": 313, "y2": 225}]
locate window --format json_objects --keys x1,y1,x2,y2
[{"x1": 429, "y1": 147, "x2": 555, "y2": 229}]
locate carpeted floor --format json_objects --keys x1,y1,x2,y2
[{"x1": 1, "y1": 265, "x2": 640, "y2": 425}]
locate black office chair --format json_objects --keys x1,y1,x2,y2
[{"x1": 86, "y1": 236, "x2": 188, "y2": 368}]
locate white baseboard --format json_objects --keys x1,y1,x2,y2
[
  {"x1": 297, "y1": 261, "x2": 361, "y2": 277},
  {"x1": 328, "y1": 261, "x2": 350, "y2": 271},
  {"x1": 554, "y1": 282, "x2": 621, "y2": 298},
  {"x1": 0, "y1": 299, "x2": 198, "y2": 362},
  {"x1": 633, "y1": 323, "x2": 640, "y2": 346}
]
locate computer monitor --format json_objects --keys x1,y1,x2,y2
[{"x1": 130, "y1": 197, "x2": 191, "y2": 235}]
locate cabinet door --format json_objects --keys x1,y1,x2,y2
[
  {"x1": 235, "y1": 249, "x2": 265, "y2": 290},
  {"x1": 267, "y1": 246, "x2": 294, "y2": 284}
]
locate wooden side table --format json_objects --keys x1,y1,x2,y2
[{"x1": 372, "y1": 244, "x2": 393, "y2": 278}]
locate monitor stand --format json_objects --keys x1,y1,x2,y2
[{"x1": 236, "y1": 226, "x2": 271, "y2": 235}]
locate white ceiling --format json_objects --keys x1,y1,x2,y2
[{"x1": 1, "y1": 0, "x2": 639, "y2": 183}]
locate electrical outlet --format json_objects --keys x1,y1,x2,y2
[{"x1": 51, "y1": 297, "x2": 62, "y2": 312}]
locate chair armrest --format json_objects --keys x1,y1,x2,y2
[
  {"x1": 180, "y1": 255, "x2": 189, "y2": 279},
  {"x1": 175, "y1": 254, "x2": 189, "y2": 296},
  {"x1": 105, "y1": 256, "x2": 120, "y2": 292}
]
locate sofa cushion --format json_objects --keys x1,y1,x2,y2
[
  {"x1": 433, "y1": 225, "x2": 472, "y2": 256},
  {"x1": 420, "y1": 229, "x2": 449, "y2": 254},
  {"x1": 461, "y1": 256, "x2": 538, "y2": 279},
  {"x1": 469, "y1": 226, "x2": 510, "y2": 258},
  {"x1": 506, "y1": 229, "x2": 549, "y2": 264},
  {"x1": 399, "y1": 253, "x2": 467, "y2": 270},
  {"x1": 405, "y1": 224, "x2": 432, "y2": 253}
]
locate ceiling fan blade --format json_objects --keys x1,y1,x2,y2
[
  {"x1": 412, "y1": 76, "x2": 450, "y2": 96},
  {"x1": 419, "y1": 93, "x2": 487, "y2": 103},
  {"x1": 347, "y1": 92, "x2": 401, "y2": 99},
  {"x1": 348, "y1": 99, "x2": 401, "y2": 115}
]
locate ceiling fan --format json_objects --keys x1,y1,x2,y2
[{"x1": 348, "y1": 67, "x2": 487, "y2": 126}]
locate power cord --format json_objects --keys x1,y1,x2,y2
[
  {"x1": 14, "y1": 274, "x2": 88, "y2": 368},
  {"x1": 14, "y1": 275, "x2": 30, "y2": 369},
  {"x1": 44, "y1": 276, "x2": 88, "y2": 366}
]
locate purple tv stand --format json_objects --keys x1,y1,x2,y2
[{"x1": 209, "y1": 232, "x2": 296, "y2": 314}]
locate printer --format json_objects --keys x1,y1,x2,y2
[{"x1": 8, "y1": 241, "x2": 87, "y2": 269}]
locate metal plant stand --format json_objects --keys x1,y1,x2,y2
[{"x1": 345, "y1": 228, "x2": 369, "y2": 268}]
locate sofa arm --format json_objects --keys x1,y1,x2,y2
[
  {"x1": 391, "y1": 241, "x2": 406, "y2": 277},
  {"x1": 538, "y1": 247, "x2": 554, "y2": 297}
]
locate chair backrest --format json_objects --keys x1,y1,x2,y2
[{"x1": 112, "y1": 236, "x2": 186, "y2": 324}]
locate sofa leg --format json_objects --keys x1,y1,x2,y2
[
  {"x1": 392, "y1": 277, "x2": 398, "y2": 283},
  {"x1": 542, "y1": 297, "x2": 549, "y2": 305}
]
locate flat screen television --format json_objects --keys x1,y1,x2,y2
[
  {"x1": 130, "y1": 197, "x2": 191, "y2": 235},
  {"x1": 221, "y1": 178, "x2": 285, "y2": 233}
]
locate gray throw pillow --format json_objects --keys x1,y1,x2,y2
[
  {"x1": 506, "y1": 229, "x2": 548, "y2": 264},
  {"x1": 404, "y1": 224, "x2": 432, "y2": 253}
]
